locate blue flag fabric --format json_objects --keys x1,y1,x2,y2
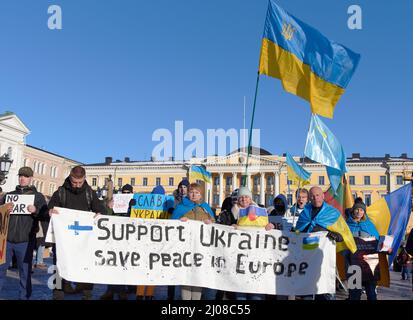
[
  {"x1": 171, "y1": 196, "x2": 215, "y2": 220},
  {"x1": 304, "y1": 114, "x2": 347, "y2": 192}
]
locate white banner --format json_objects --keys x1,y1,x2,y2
[
  {"x1": 5, "y1": 194, "x2": 34, "y2": 215},
  {"x1": 112, "y1": 194, "x2": 134, "y2": 214},
  {"x1": 46, "y1": 207, "x2": 336, "y2": 295}
]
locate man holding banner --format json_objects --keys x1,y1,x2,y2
[
  {"x1": 49, "y1": 165, "x2": 106, "y2": 300},
  {"x1": 0, "y1": 166, "x2": 49, "y2": 300}
]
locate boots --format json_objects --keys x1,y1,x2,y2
[
  {"x1": 82, "y1": 290, "x2": 93, "y2": 300},
  {"x1": 100, "y1": 290, "x2": 114, "y2": 300},
  {"x1": 63, "y1": 282, "x2": 76, "y2": 294},
  {"x1": 52, "y1": 290, "x2": 65, "y2": 300},
  {"x1": 118, "y1": 292, "x2": 128, "y2": 300}
]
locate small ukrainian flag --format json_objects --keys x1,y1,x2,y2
[
  {"x1": 302, "y1": 236, "x2": 320, "y2": 250},
  {"x1": 190, "y1": 165, "x2": 212, "y2": 183}
]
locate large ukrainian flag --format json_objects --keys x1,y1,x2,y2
[
  {"x1": 259, "y1": 1, "x2": 361, "y2": 118},
  {"x1": 367, "y1": 183, "x2": 412, "y2": 266}
]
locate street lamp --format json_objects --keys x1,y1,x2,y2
[{"x1": 0, "y1": 153, "x2": 13, "y2": 185}]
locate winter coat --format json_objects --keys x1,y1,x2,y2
[
  {"x1": 1, "y1": 185, "x2": 48, "y2": 243},
  {"x1": 48, "y1": 177, "x2": 106, "y2": 214}
]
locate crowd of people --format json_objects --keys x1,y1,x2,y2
[{"x1": 0, "y1": 165, "x2": 412, "y2": 300}]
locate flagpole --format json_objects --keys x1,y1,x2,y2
[
  {"x1": 291, "y1": 114, "x2": 314, "y2": 227},
  {"x1": 243, "y1": 72, "x2": 260, "y2": 187}
]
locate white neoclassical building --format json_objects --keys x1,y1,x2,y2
[{"x1": 0, "y1": 112, "x2": 30, "y2": 191}]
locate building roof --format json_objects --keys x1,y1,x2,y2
[
  {"x1": 229, "y1": 147, "x2": 272, "y2": 156},
  {"x1": 26, "y1": 145, "x2": 83, "y2": 165}
]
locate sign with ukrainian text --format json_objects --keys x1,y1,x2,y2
[
  {"x1": 130, "y1": 194, "x2": 174, "y2": 219},
  {"x1": 46, "y1": 208, "x2": 336, "y2": 295},
  {"x1": 5, "y1": 194, "x2": 34, "y2": 215}
]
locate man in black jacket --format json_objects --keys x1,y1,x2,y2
[
  {"x1": 48, "y1": 165, "x2": 106, "y2": 300},
  {"x1": 0, "y1": 166, "x2": 49, "y2": 300}
]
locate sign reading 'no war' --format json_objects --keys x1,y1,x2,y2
[{"x1": 5, "y1": 194, "x2": 34, "y2": 215}]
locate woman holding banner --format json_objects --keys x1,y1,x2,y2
[
  {"x1": 345, "y1": 201, "x2": 381, "y2": 300},
  {"x1": 232, "y1": 187, "x2": 268, "y2": 300},
  {"x1": 172, "y1": 183, "x2": 215, "y2": 300}
]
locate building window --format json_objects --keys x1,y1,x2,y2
[
  {"x1": 380, "y1": 176, "x2": 387, "y2": 186},
  {"x1": 287, "y1": 179, "x2": 293, "y2": 186},
  {"x1": 254, "y1": 176, "x2": 260, "y2": 186},
  {"x1": 397, "y1": 175, "x2": 403, "y2": 185},
  {"x1": 143, "y1": 178, "x2": 148, "y2": 186},
  {"x1": 266, "y1": 194, "x2": 274, "y2": 207},
  {"x1": 365, "y1": 194, "x2": 372, "y2": 206},
  {"x1": 92, "y1": 178, "x2": 97, "y2": 187},
  {"x1": 214, "y1": 176, "x2": 219, "y2": 186},
  {"x1": 349, "y1": 176, "x2": 355, "y2": 185},
  {"x1": 352, "y1": 193, "x2": 357, "y2": 200},
  {"x1": 319, "y1": 176, "x2": 325, "y2": 186},
  {"x1": 287, "y1": 194, "x2": 293, "y2": 206},
  {"x1": 253, "y1": 194, "x2": 260, "y2": 204},
  {"x1": 226, "y1": 176, "x2": 232, "y2": 186},
  {"x1": 169, "y1": 177, "x2": 174, "y2": 186},
  {"x1": 118, "y1": 178, "x2": 122, "y2": 187},
  {"x1": 267, "y1": 175, "x2": 273, "y2": 186},
  {"x1": 364, "y1": 176, "x2": 371, "y2": 185},
  {"x1": 156, "y1": 177, "x2": 161, "y2": 186},
  {"x1": 213, "y1": 194, "x2": 220, "y2": 206},
  {"x1": 131, "y1": 178, "x2": 135, "y2": 186}
]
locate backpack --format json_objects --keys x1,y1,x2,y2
[{"x1": 58, "y1": 186, "x2": 93, "y2": 211}]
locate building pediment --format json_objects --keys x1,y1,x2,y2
[{"x1": 0, "y1": 113, "x2": 30, "y2": 135}]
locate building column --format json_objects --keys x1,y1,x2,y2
[
  {"x1": 260, "y1": 172, "x2": 265, "y2": 205},
  {"x1": 246, "y1": 173, "x2": 251, "y2": 190},
  {"x1": 219, "y1": 173, "x2": 224, "y2": 206},
  {"x1": 205, "y1": 179, "x2": 212, "y2": 206},
  {"x1": 232, "y1": 172, "x2": 237, "y2": 191},
  {"x1": 274, "y1": 171, "x2": 280, "y2": 196}
]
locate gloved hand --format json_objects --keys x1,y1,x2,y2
[{"x1": 326, "y1": 231, "x2": 343, "y2": 242}]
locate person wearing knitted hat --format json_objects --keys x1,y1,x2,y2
[
  {"x1": 172, "y1": 183, "x2": 215, "y2": 300},
  {"x1": 231, "y1": 186, "x2": 267, "y2": 300},
  {"x1": 232, "y1": 187, "x2": 268, "y2": 229},
  {"x1": 346, "y1": 200, "x2": 381, "y2": 300}
]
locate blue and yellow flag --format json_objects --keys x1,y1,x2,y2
[
  {"x1": 367, "y1": 183, "x2": 412, "y2": 266},
  {"x1": 304, "y1": 114, "x2": 347, "y2": 193},
  {"x1": 259, "y1": 1, "x2": 360, "y2": 118},
  {"x1": 237, "y1": 205, "x2": 269, "y2": 228},
  {"x1": 286, "y1": 153, "x2": 311, "y2": 186},
  {"x1": 190, "y1": 165, "x2": 212, "y2": 183}
]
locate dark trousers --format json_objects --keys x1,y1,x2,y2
[
  {"x1": 348, "y1": 282, "x2": 377, "y2": 300},
  {"x1": 0, "y1": 240, "x2": 35, "y2": 299}
]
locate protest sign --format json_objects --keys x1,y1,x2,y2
[
  {"x1": 351, "y1": 237, "x2": 380, "y2": 281},
  {"x1": 377, "y1": 235, "x2": 393, "y2": 252},
  {"x1": 5, "y1": 194, "x2": 35, "y2": 215},
  {"x1": 130, "y1": 194, "x2": 174, "y2": 219},
  {"x1": 113, "y1": 194, "x2": 134, "y2": 214},
  {"x1": 0, "y1": 204, "x2": 12, "y2": 265},
  {"x1": 47, "y1": 207, "x2": 336, "y2": 295}
]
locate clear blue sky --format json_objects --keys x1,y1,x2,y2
[{"x1": 0, "y1": 0, "x2": 412, "y2": 163}]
